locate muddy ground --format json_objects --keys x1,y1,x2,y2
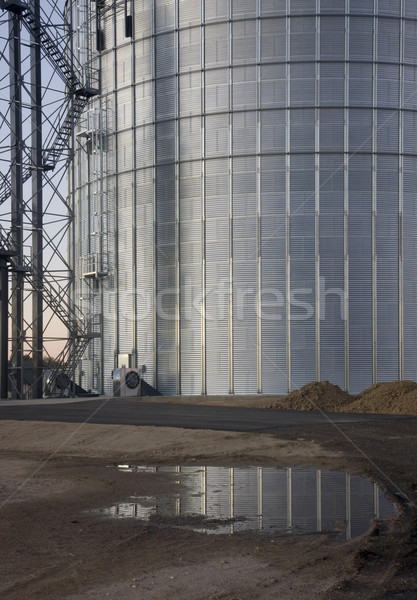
[{"x1": 0, "y1": 402, "x2": 417, "y2": 599}]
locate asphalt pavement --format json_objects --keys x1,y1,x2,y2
[{"x1": 0, "y1": 397, "x2": 412, "y2": 432}]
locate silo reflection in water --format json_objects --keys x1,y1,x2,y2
[{"x1": 96, "y1": 465, "x2": 396, "y2": 540}]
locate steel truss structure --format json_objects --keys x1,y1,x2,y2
[{"x1": 0, "y1": 0, "x2": 99, "y2": 398}]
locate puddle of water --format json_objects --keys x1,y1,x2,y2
[{"x1": 94, "y1": 466, "x2": 397, "y2": 541}]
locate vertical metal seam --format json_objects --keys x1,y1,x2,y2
[
  {"x1": 315, "y1": 3, "x2": 320, "y2": 383},
  {"x1": 175, "y1": 0, "x2": 181, "y2": 394},
  {"x1": 398, "y1": 0, "x2": 404, "y2": 380},
  {"x1": 228, "y1": 1, "x2": 233, "y2": 394},
  {"x1": 285, "y1": 2, "x2": 291, "y2": 392},
  {"x1": 152, "y1": 0, "x2": 157, "y2": 388},
  {"x1": 372, "y1": 2, "x2": 377, "y2": 384},
  {"x1": 344, "y1": 0, "x2": 350, "y2": 391},
  {"x1": 131, "y1": 8, "x2": 137, "y2": 374},
  {"x1": 256, "y1": 0, "x2": 262, "y2": 393},
  {"x1": 201, "y1": 0, "x2": 206, "y2": 394},
  {"x1": 113, "y1": 1, "x2": 120, "y2": 373}
]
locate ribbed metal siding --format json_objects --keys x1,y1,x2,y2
[{"x1": 71, "y1": 0, "x2": 417, "y2": 395}]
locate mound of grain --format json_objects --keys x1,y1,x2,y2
[
  {"x1": 346, "y1": 380, "x2": 417, "y2": 415},
  {"x1": 268, "y1": 380, "x2": 354, "y2": 412}
]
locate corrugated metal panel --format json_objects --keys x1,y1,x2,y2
[
  {"x1": 260, "y1": 64, "x2": 287, "y2": 107},
  {"x1": 179, "y1": 72, "x2": 201, "y2": 116},
  {"x1": 377, "y1": 17, "x2": 400, "y2": 62},
  {"x1": 155, "y1": 0, "x2": 175, "y2": 33},
  {"x1": 204, "y1": 0, "x2": 228, "y2": 22},
  {"x1": 115, "y1": 6, "x2": 126, "y2": 44},
  {"x1": 320, "y1": 0, "x2": 345, "y2": 12},
  {"x1": 103, "y1": 12, "x2": 114, "y2": 51},
  {"x1": 377, "y1": 110, "x2": 398, "y2": 152},
  {"x1": 349, "y1": 17, "x2": 373, "y2": 60},
  {"x1": 205, "y1": 114, "x2": 229, "y2": 157},
  {"x1": 290, "y1": 256, "x2": 316, "y2": 387},
  {"x1": 179, "y1": 0, "x2": 201, "y2": 27},
  {"x1": 349, "y1": 109, "x2": 373, "y2": 152},
  {"x1": 261, "y1": 110, "x2": 286, "y2": 152},
  {"x1": 179, "y1": 26, "x2": 201, "y2": 71},
  {"x1": 134, "y1": 39, "x2": 152, "y2": 83},
  {"x1": 320, "y1": 63, "x2": 344, "y2": 105},
  {"x1": 320, "y1": 16, "x2": 345, "y2": 60},
  {"x1": 260, "y1": 0, "x2": 286, "y2": 16},
  {"x1": 115, "y1": 45, "x2": 131, "y2": 87},
  {"x1": 156, "y1": 77, "x2": 176, "y2": 120},
  {"x1": 155, "y1": 32, "x2": 176, "y2": 77},
  {"x1": 403, "y1": 111, "x2": 417, "y2": 153},
  {"x1": 134, "y1": 0, "x2": 152, "y2": 37},
  {"x1": 232, "y1": 111, "x2": 256, "y2": 154},
  {"x1": 319, "y1": 108, "x2": 344, "y2": 151},
  {"x1": 180, "y1": 197, "x2": 202, "y2": 221},
  {"x1": 290, "y1": 16, "x2": 316, "y2": 60},
  {"x1": 377, "y1": 65, "x2": 399, "y2": 108},
  {"x1": 232, "y1": 19, "x2": 257, "y2": 64},
  {"x1": 261, "y1": 18, "x2": 286, "y2": 61},
  {"x1": 403, "y1": 66, "x2": 417, "y2": 110},
  {"x1": 232, "y1": 66, "x2": 257, "y2": 110},
  {"x1": 118, "y1": 272, "x2": 133, "y2": 354},
  {"x1": 180, "y1": 117, "x2": 202, "y2": 160},
  {"x1": 117, "y1": 131, "x2": 133, "y2": 171},
  {"x1": 404, "y1": 20, "x2": 417, "y2": 63},
  {"x1": 290, "y1": 109, "x2": 315, "y2": 152},
  {"x1": 232, "y1": 0, "x2": 256, "y2": 18},
  {"x1": 156, "y1": 120, "x2": 176, "y2": 163},
  {"x1": 290, "y1": 72, "x2": 315, "y2": 106},
  {"x1": 135, "y1": 81, "x2": 153, "y2": 127},
  {"x1": 135, "y1": 125, "x2": 154, "y2": 168},
  {"x1": 116, "y1": 88, "x2": 132, "y2": 129},
  {"x1": 378, "y1": 0, "x2": 400, "y2": 15},
  {"x1": 205, "y1": 68, "x2": 229, "y2": 112},
  {"x1": 100, "y1": 51, "x2": 114, "y2": 92},
  {"x1": 350, "y1": 0, "x2": 374, "y2": 14},
  {"x1": 349, "y1": 63, "x2": 373, "y2": 106},
  {"x1": 205, "y1": 23, "x2": 229, "y2": 67}
]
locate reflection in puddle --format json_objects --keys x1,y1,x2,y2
[{"x1": 96, "y1": 466, "x2": 396, "y2": 540}]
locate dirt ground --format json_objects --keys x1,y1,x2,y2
[{"x1": 0, "y1": 398, "x2": 417, "y2": 599}]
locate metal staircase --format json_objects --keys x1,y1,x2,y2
[
  {"x1": 0, "y1": 0, "x2": 99, "y2": 200},
  {"x1": 0, "y1": 223, "x2": 97, "y2": 396},
  {"x1": 26, "y1": 266, "x2": 99, "y2": 396}
]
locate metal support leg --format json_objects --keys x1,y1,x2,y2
[
  {"x1": 9, "y1": 10, "x2": 24, "y2": 399},
  {"x1": 0, "y1": 258, "x2": 9, "y2": 399},
  {"x1": 30, "y1": 0, "x2": 43, "y2": 399}
]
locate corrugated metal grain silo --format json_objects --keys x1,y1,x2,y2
[{"x1": 69, "y1": 0, "x2": 417, "y2": 395}]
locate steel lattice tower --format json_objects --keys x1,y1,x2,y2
[{"x1": 0, "y1": 0, "x2": 99, "y2": 398}]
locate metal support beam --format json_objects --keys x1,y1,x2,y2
[
  {"x1": 0, "y1": 257, "x2": 9, "y2": 398},
  {"x1": 9, "y1": 10, "x2": 24, "y2": 399},
  {"x1": 30, "y1": 0, "x2": 43, "y2": 399}
]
